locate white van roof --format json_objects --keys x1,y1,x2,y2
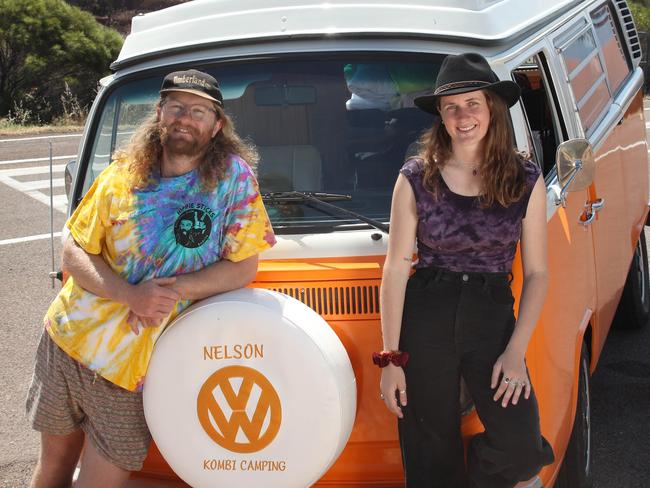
[{"x1": 114, "y1": 0, "x2": 585, "y2": 68}]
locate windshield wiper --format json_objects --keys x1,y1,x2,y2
[
  {"x1": 262, "y1": 191, "x2": 389, "y2": 233},
  {"x1": 262, "y1": 191, "x2": 351, "y2": 203}
]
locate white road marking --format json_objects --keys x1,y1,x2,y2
[
  {"x1": 20, "y1": 178, "x2": 65, "y2": 191},
  {"x1": 0, "y1": 175, "x2": 68, "y2": 213},
  {"x1": 0, "y1": 232, "x2": 62, "y2": 246},
  {"x1": 0, "y1": 164, "x2": 67, "y2": 213},
  {"x1": 0, "y1": 154, "x2": 76, "y2": 166},
  {"x1": 0, "y1": 164, "x2": 65, "y2": 177},
  {"x1": 0, "y1": 133, "x2": 82, "y2": 143},
  {"x1": 52, "y1": 194, "x2": 68, "y2": 209}
]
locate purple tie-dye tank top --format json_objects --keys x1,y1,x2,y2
[{"x1": 399, "y1": 157, "x2": 541, "y2": 273}]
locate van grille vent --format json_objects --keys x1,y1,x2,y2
[
  {"x1": 612, "y1": 0, "x2": 642, "y2": 67},
  {"x1": 259, "y1": 282, "x2": 380, "y2": 320}
]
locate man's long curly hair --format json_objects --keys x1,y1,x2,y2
[
  {"x1": 114, "y1": 99, "x2": 258, "y2": 191},
  {"x1": 418, "y1": 89, "x2": 526, "y2": 208}
]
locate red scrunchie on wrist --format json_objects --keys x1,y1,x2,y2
[{"x1": 372, "y1": 350, "x2": 409, "y2": 368}]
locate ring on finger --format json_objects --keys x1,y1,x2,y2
[
  {"x1": 380, "y1": 393, "x2": 385, "y2": 400},
  {"x1": 399, "y1": 390, "x2": 406, "y2": 394},
  {"x1": 502, "y1": 376, "x2": 510, "y2": 384}
]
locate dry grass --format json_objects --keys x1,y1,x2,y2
[{"x1": 0, "y1": 121, "x2": 84, "y2": 137}]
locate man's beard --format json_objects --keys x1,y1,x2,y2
[{"x1": 159, "y1": 124, "x2": 210, "y2": 158}]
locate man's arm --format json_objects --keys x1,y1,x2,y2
[
  {"x1": 62, "y1": 236, "x2": 180, "y2": 322},
  {"x1": 171, "y1": 254, "x2": 259, "y2": 301}
]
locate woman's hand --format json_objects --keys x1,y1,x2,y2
[
  {"x1": 380, "y1": 364, "x2": 408, "y2": 418},
  {"x1": 491, "y1": 347, "x2": 531, "y2": 407}
]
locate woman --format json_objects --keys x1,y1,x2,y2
[{"x1": 376, "y1": 53, "x2": 554, "y2": 487}]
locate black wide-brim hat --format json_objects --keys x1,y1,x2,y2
[{"x1": 414, "y1": 53, "x2": 521, "y2": 114}]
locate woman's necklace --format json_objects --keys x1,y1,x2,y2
[{"x1": 449, "y1": 158, "x2": 479, "y2": 177}]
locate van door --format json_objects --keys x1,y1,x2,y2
[
  {"x1": 508, "y1": 48, "x2": 597, "y2": 468},
  {"x1": 553, "y1": 4, "x2": 646, "y2": 364}
]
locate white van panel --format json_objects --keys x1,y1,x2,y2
[
  {"x1": 261, "y1": 229, "x2": 389, "y2": 260},
  {"x1": 116, "y1": 0, "x2": 583, "y2": 67}
]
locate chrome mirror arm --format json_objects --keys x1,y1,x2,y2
[{"x1": 555, "y1": 159, "x2": 583, "y2": 207}]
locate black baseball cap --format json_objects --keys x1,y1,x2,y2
[{"x1": 160, "y1": 69, "x2": 223, "y2": 106}]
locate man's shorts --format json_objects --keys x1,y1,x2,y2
[{"x1": 26, "y1": 330, "x2": 151, "y2": 471}]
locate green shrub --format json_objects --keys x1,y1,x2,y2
[
  {"x1": 630, "y1": 1, "x2": 650, "y2": 32},
  {"x1": 0, "y1": 0, "x2": 123, "y2": 123}
]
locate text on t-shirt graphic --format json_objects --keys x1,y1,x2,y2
[{"x1": 174, "y1": 203, "x2": 216, "y2": 248}]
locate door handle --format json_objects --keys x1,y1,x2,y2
[
  {"x1": 590, "y1": 197, "x2": 605, "y2": 212},
  {"x1": 579, "y1": 197, "x2": 604, "y2": 225},
  {"x1": 579, "y1": 210, "x2": 596, "y2": 225}
]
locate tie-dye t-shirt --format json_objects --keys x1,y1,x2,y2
[
  {"x1": 400, "y1": 157, "x2": 540, "y2": 273},
  {"x1": 44, "y1": 155, "x2": 276, "y2": 391}
]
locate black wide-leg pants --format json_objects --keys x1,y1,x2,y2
[{"x1": 397, "y1": 267, "x2": 554, "y2": 488}]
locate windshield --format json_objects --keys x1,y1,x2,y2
[{"x1": 82, "y1": 57, "x2": 441, "y2": 232}]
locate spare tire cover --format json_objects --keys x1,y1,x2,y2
[{"x1": 144, "y1": 288, "x2": 357, "y2": 488}]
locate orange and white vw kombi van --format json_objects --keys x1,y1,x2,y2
[{"x1": 63, "y1": 0, "x2": 649, "y2": 486}]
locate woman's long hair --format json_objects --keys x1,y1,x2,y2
[
  {"x1": 114, "y1": 100, "x2": 258, "y2": 191},
  {"x1": 418, "y1": 90, "x2": 526, "y2": 207}
]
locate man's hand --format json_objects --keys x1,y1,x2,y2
[
  {"x1": 125, "y1": 277, "x2": 180, "y2": 334},
  {"x1": 127, "y1": 311, "x2": 163, "y2": 335}
]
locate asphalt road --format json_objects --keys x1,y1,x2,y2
[
  {"x1": 0, "y1": 122, "x2": 649, "y2": 487},
  {"x1": 591, "y1": 306, "x2": 650, "y2": 487},
  {"x1": 0, "y1": 133, "x2": 73, "y2": 486}
]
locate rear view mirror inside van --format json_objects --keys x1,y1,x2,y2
[
  {"x1": 255, "y1": 84, "x2": 317, "y2": 105},
  {"x1": 556, "y1": 138, "x2": 595, "y2": 193}
]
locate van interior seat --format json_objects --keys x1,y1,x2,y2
[{"x1": 256, "y1": 145, "x2": 322, "y2": 192}]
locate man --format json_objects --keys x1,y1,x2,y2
[{"x1": 26, "y1": 69, "x2": 276, "y2": 487}]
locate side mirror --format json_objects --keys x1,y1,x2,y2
[
  {"x1": 555, "y1": 139, "x2": 595, "y2": 206},
  {"x1": 64, "y1": 160, "x2": 77, "y2": 205}
]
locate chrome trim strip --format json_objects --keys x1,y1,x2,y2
[
  {"x1": 546, "y1": 182, "x2": 562, "y2": 221},
  {"x1": 555, "y1": 21, "x2": 591, "y2": 53},
  {"x1": 588, "y1": 68, "x2": 643, "y2": 152},
  {"x1": 614, "y1": 67, "x2": 645, "y2": 117},
  {"x1": 567, "y1": 47, "x2": 600, "y2": 81},
  {"x1": 576, "y1": 74, "x2": 608, "y2": 110}
]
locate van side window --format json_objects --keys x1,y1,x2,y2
[
  {"x1": 81, "y1": 97, "x2": 116, "y2": 199},
  {"x1": 79, "y1": 79, "x2": 160, "y2": 200},
  {"x1": 513, "y1": 53, "x2": 566, "y2": 177},
  {"x1": 590, "y1": 3, "x2": 632, "y2": 95},
  {"x1": 555, "y1": 21, "x2": 610, "y2": 137}
]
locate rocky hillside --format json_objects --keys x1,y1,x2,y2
[{"x1": 68, "y1": 0, "x2": 190, "y2": 36}]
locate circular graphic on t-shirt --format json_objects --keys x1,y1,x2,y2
[{"x1": 174, "y1": 207, "x2": 213, "y2": 248}]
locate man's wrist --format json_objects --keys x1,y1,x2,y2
[
  {"x1": 170, "y1": 274, "x2": 187, "y2": 300},
  {"x1": 116, "y1": 283, "x2": 135, "y2": 307}
]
